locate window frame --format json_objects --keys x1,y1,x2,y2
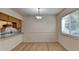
[{"x1": 60, "y1": 9, "x2": 79, "y2": 39}]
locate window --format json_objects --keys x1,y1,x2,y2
[{"x1": 61, "y1": 10, "x2": 79, "y2": 37}]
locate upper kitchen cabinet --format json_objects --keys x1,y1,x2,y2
[
  {"x1": 8, "y1": 16, "x2": 17, "y2": 22},
  {"x1": 0, "y1": 12, "x2": 22, "y2": 30},
  {"x1": 0, "y1": 13, "x2": 9, "y2": 21},
  {"x1": 16, "y1": 19, "x2": 22, "y2": 29},
  {"x1": 9, "y1": 16, "x2": 22, "y2": 29}
]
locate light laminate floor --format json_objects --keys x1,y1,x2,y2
[{"x1": 12, "y1": 42, "x2": 66, "y2": 51}]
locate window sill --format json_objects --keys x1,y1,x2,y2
[{"x1": 61, "y1": 33, "x2": 79, "y2": 40}]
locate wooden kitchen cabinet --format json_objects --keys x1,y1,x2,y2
[
  {"x1": 9, "y1": 16, "x2": 22, "y2": 29},
  {"x1": 16, "y1": 19, "x2": 22, "y2": 29},
  {"x1": 0, "y1": 13, "x2": 9, "y2": 21},
  {"x1": 8, "y1": 16, "x2": 17, "y2": 22},
  {"x1": 0, "y1": 12, "x2": 22, "y2": 30}
]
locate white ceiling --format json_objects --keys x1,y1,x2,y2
[{"x1": 11, "y1": 8, "x2": 63, "y2": 16}]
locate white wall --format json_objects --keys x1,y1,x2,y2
[
  {"x1": 57, "y1": 8, "x2": 79, "y2": 51},
  {"x1": 23, "y1": 16, "x2": 57, "y2": 42}
]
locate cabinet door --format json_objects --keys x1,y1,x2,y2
[
  {"x1": 9, "y1": 17, "x2": 22, "y2": 29},
  {"x1": 0, "y1": 13, "x2": 9, "y2": 21},
  {"x1": 9, "y1": 16, "x2": 17, "y2": 22},
  {"x1": 16, "y1": 19, "x2": 22, "y2": 29}
]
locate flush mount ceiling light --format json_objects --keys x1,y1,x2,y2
[{"x1": 35, "y1": 8, "x2": 42, "y2": 19}]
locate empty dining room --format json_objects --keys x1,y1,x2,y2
[{"x1": 0, "y1": 8, "x2": 79, "y2": 51}]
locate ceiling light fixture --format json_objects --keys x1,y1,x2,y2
[
  {"x1": 35, "y1": 8, "x2": 42, "y2": 19},
  {"x1": 35, "y1": 16, "x2": 42, "y2": 19}
]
